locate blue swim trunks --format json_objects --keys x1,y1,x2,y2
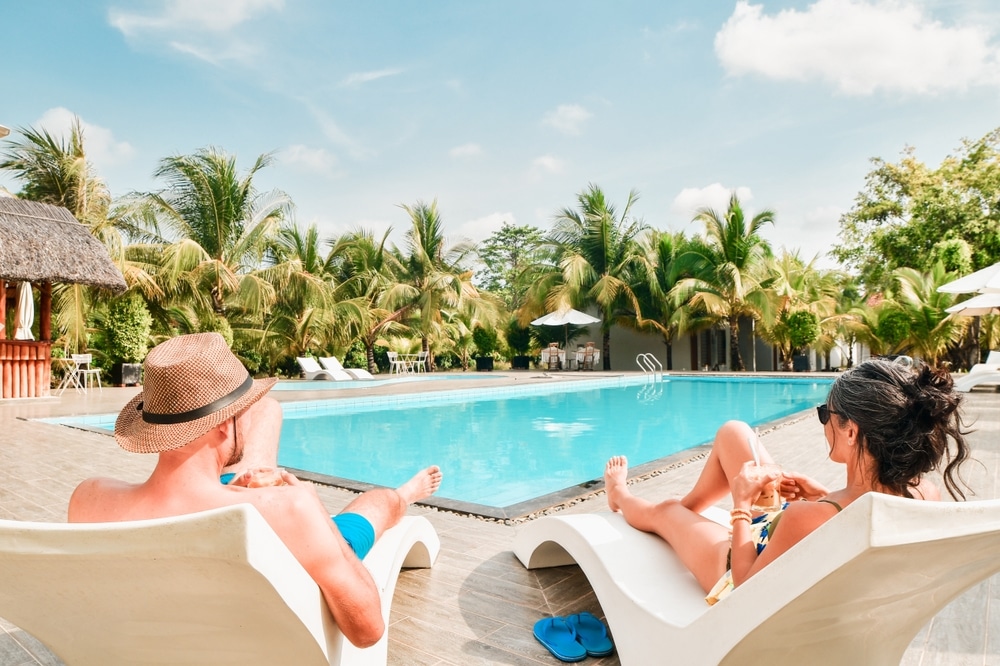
[
  {"x1": 332, "y1": 513, "x2": 376, "y2": 560},
  {"x1": 218, "y1": 474, "x2": 374, "y2": 559}
]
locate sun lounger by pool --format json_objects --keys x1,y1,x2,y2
[
  {"x1": 298, "y1": 356, "x2": 351, "y2": 381},
  {"x1": 953, "y1": 350, "x2": 1000, "y2": 392},
  {"x1": 513, "y1": 493, "x2": 1000, "y2": 665},
  {"x1": 0, "y1": 504, "x2": 440, "y2": 666},
  {"x1": 320, "y1": 356, "x2": 375, "y2": 380}
]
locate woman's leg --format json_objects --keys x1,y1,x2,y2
[
  {"x1": 604, "y1": 456, "x2": 731, "y2": 592},
  {"x1": 602, "y1": 421, "x2": 775, "y2": 592},
  {"x1": 679, "y1": 420, "x2": 774, "y2": 514}
]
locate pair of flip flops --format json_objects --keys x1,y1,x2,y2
[{"x1": 533, "y1": 612, "x2": 614, "y2": 662}]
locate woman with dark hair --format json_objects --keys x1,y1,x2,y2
[{"x1": 603, "y1": 358, "x2": 971, "y2": 604}]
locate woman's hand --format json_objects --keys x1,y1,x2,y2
[
  {"x1": 779, "y1": 471, "x2": 830, "y2": 502},
  {"x1": 732, "y1": 461, "x2": 781, "y2": 510}
]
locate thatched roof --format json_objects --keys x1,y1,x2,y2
[{"x1": 0, "y1": 198, "x2": 126, "y2": 292}]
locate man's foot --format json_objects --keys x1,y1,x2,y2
[
  {"x1": 604, "y1": 456, "x2": 629, "y2": 512},
  {"x1": 397, "y1": 465, "x2": 443, "y2": 505}
]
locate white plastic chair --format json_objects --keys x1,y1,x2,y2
[
  {"x1": 296, "y1": 357, "x2": 340, "y2": 380},
  {"x1": 387, "y1": 352, "x2": 408, "y2": 375},
  {"x1": 70, "y1": 354, "x2": 102, "y2": 393},
  {"x1": 514, "y1": 493, "x2": 1000, "y2": 665},
  {"x1": 320, "y1": 356, "x2": 374, "y2": 380},
  {"x1": 0, "y1": 504, "x2": 440, "y2": 666},
  {"x1": 413, "y1": 351, "x2": 428, "y2": 373}
]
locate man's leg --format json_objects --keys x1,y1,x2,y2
[{"x1": 333, "y1": 466, "x2": 442, "y2": 558}]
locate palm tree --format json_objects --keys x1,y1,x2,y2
[
  {"x1": 544, "y1": 184, "x2": 647, "y2": 370},
  {"x1": 759, "y1": 250, "x2": 841, "y2": 370},
  {"x1": 393, "y1": 200, "x2": 490, "y2": 369},
  {"x1": 0, "y1": 119, "x2": 147, "y2": 353},
  {"x1": 632, "y1": 230, "x2": 690, "y2": 369},
  {"x1": 255, "y1": 223, "x2": 344, "y2": 368},
  {"x1": 892, "y1": 264, "x2": 965, "y2": 366},
  {"x1": 329, "y1": 228, "x2": 411, "y2": 373},
  {"x1": 139, "y1": 148, "x2": 290, "y2": 329},
  {"x1": 674, "y1": 192, "x2": 775, "y2": 371}
]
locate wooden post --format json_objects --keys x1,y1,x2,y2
[
  {"x1": 40, "y1": 282, "x2": 52, "y2": 342},
  {"x1": 0, "y1": 279, "x2": 5, "y2": 340}
]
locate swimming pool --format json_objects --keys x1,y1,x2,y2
[
  {"x1": 51, "y1": 375, "x2": 833, "y2": 517},
  {"x1": 271, "y1": 373, "x2": 505, "y2": 391},
  {"x1": 280, "y1": 375, "x2": 832, "y2": 513}
]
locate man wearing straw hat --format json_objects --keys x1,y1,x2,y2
[{"x1": 68, "y1": 333, "x2": 442, "y2": 648}]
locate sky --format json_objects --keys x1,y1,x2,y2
[{"x1": 3, "y1": 0, "x2": 1000, "y2": 271}]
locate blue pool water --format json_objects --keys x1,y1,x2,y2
[
  {"x1": 52, "y1": 375, "x2": 833, "y2": 510},
  {"x1": 279, "y1": 375, "x2": 832, "y2": 508}
]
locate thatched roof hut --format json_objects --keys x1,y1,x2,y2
[
  {"x1": 0, "y1": 197, "x2": 126, "y2": 398},
  {"x1": 0, "y1": 198, "x2": 126, "y2": 291}
]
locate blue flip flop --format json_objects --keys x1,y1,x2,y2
[
  {"x1": 533, "y1": 617, "x2": 587, "y2": 662},
  {"x1": 566, "y1": 611, "x2": 615, "y2": 657}
]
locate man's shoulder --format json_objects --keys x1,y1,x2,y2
[{"x1": 67, "y1": 476, "x2": 140, "y2": 522}]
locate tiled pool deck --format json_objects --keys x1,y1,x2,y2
[{"x1": 1, "y1": 371, "x2": 998, "y2": 665}]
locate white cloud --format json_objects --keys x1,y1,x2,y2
[
  {"x1": 454, "y1": 211, "x2": 513, "y2": 243},
  {"x1": 529, "y1": 155, "x2": 565, "y2": 181},
  {"x1": 109, "y1": 0, "x2": 283, "y2": 35},
  {"x1": 340, "y1": 68, "x2": 404, "y2": 87},
  {"x1": 304, "y1": 103, "x2": 372, "y2": 160},
  {"x1": 109, "y1": 0, "x2": 282, "y2": 64},
  {"x1": 670, "y1": 183, "x2": 753, "y2": 218},
  {"x1": 35, "y1": 108, "x2": 135, "y2": 168},
  {"x1": 279, "y1": 144, "x2": 340, "y2": 178},
  {"x1": 541, "y1": 104, "x2": 592, "y2": 135},
  {"x1": 715, "y1": 0, "x2": 1000, "y2": 95},
  {"x1": 449, "y1": 143, "x2": 482, "y2": 158}
]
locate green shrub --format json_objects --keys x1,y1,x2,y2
[
  {"x1": 785, "y1": 310, "x2": 819, "y2": 353},
  {"x1": 505, "y1": 319, "x2": 532, "y2": 356},
  {"x1": 105, "y1": 293, "x2": 153, "y2": 365},
  {"x1": 472, "y1": 325, "x2": 499, "y2": 357}
]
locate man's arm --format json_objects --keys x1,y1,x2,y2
[{"x1": 257, "y1": 485, "x2": 385, "y2": 648}]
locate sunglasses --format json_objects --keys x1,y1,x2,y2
[{"x1": 816, "y1": 404, "x2": 842, "y2": 425}]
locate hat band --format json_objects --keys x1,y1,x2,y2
[{"x1": 140, "y1": 374, "x2": 254, "y2": 425}]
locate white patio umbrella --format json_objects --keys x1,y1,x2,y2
[
  {"x1": 530, "y1": 308, "x2": 600, "y2": 348},
  {"x1": 938, "y1": 261, "x2": 1000, "y2": 294},
  {"x1": 13, "y1": 281, "x2": 34, "y2": 340},
  {"x1": 946, "y1": 292, "x2": 1000, "y2": 317}
]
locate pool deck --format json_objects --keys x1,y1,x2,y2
[{"x1": 1, "y1": 371, "x2": 998, "y2": 665}]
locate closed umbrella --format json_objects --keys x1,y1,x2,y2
[
  {"x1": 531, "y1": 308, "x2": 600, "y2": 348},
  {"x1": 946, "y1": 292, "x2": 1000, "y2": 316},
  {"x1": 13, "y1": 282, "x2": 34, "y2": 340},
  {"x1": 938, "y1": 262, "x2": 1000, "y2": 294}
]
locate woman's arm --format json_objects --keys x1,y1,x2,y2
[
  {"x1": 779, "y1": 471, "x2": 830, "y2": 502},
  {"x1": 732, "y1": 501, "x2": 839, "y2": 586}
]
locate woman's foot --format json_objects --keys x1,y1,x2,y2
[
  {"x1": 604, "y1": 456, "x2": 630, "y2": 512},
  {"x1": 397, "y1": 465, "x2": 443, "y2": 504}
]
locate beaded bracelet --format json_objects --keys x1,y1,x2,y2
[{"x1": 730, "y1": 508, "x2": 752, "y2": 526}]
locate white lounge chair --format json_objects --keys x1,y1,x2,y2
[
  {"x1": 320, "y1": 356, "x2": 375, "y2": 380},
  {"x1": 953, "y1": 350, "x2": 1000, "y2": 392},
  {"x1": 0, "y1": 504, "x2": 440, "y2": 666},
  {"x1": 297, "y1": 356, "x2": 350, "y2": 381},
  {"x1": 513, "y1": 493, "x2": 1000, "y2": 665}
]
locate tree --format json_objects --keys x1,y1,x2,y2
[
  {"x1": 476, "y1": 222, "x2": 545, "y2": 309},
  {"x1": 394, "y1": 200, "x2": 493, "y2": 369},
  {"x1": 139, "y1": 147, "x2": 290, "y2": 329},
  {"x1": 0, "y1": 119, "x2": 144, "y2": 353},
  {"x1": 674, "y1": 192, "x2": 775, "y2": 371},
  {"x1": 322, "y1": 228, "x2": 412, "y2": 373},
  {"x1": 632, "y1": 229, "x2": 692, "y2": 370},
  {"x1": 834, "y1": 128, "x2": 1000, "y2": 290},
  {"x1": 543, "y1": 183, "x2": 648, "y2": 370},
  {"x1": 892, "y1": 264, "x2": 965, "y2": 367}
]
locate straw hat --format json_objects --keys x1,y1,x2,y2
[{"x1": 115, "y1": 333, "x2": 277, "y2": 453}]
